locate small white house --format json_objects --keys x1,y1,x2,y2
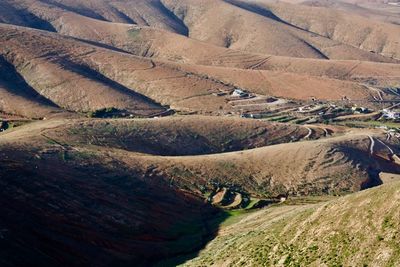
[
  {"x1": 232, "y1": 89, "x2": 248, "y2": 98},
  {"x1": 352, "y1": 106, "x2": 369, "y2": 114},
  {"x1": 383, "y1": 110, "x2": 400, "y2": 120}
]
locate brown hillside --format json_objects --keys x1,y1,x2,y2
[
  {"x1": 0, "y1": 24, "x2": 242, "y2": 117},
  {"x1": 161, "y1": 0, "x2": 397, "y2": 62},
  {"x1": 2, "y1": 0, "x2": 396, "y2": 62},
  {"x1": 237, "y1": 0, "x2": 400, "y2": 59},
  {"x1": 42, "y1": 116, "x2": 317, "y2": 156},
  {"x1": 302, "y1": 0, "x2": 400, "y2": 25},
  {"x1": 0, "y1": 0, "x2": 399, "y2": 265}
]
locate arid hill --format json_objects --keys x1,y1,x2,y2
[
  {"x1": 0, "y1": 24, "x2": 242, "y2": 118},
  {"x1": 4, "y1": 22, "x2": 398, "y2": 119},
  {"x1": 302, "y1": 0, "x2": 400, "y2": 25},
  {"x1": 161, "y1": 0, "x2": 398, "y2": 61},
  {"x1": 183, "y1": 181, "x2": 400, "y2": 266},
  {"x1": 0, "y1": 0, "x2": 400, "y2": 266},
  {"x1": 1, "y1": 0, "x2": 399, "y2": 62},
  {"x1": 1, "y1": 115, "x2": 399, "y2": 265},
  {"x1": 233, "y1": 0, "x2": 400, "y2": 59}
]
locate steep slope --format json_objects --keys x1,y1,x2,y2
[
  {"x1": 161, "y1": 0, "x2": 396, "y2": 62},
  {"x1": 237, "y1": 0, "x2": 400, "y2": 60},
  {"x1": 183, "y1": 182, "x2": 400, "y2": 266},
  {"x1": 0, "y1": 0, "x2": 56, "y2": 31},
  {"x1": 0, "y1": 115, "x2": 398, "y2": 265},
  {"x1": 42, "y1": 12, "x2": 400, "y2": 96},
  {"x1": 5, "y1": 117, "x2": 397, "y2": 198},
  {"x1": 0, "y1": 55, "x2": 62, "y2": 119},
  {"x1": 41, "y1": 116, "x2": 318, "y2": 156},
  {"x1": 2, "y1": 0, "x2": 396, "y2": 62},
  {"x1": 2, "y1": 22, "x2": 398, "y2": 108},
  {"x1": 2, "y1": 0, "x2": 399, "y2": 91},
  {"x1": 1, "y1": 0, "x2": 188, "y2": 34},
  {"x1": 0, "y1": 145, "x2": 221, "y2": 267},
  {"x1": 14, "y1": 6, "x2": 400, "y2": 84},
  {"x1": 302, "y1": 0, "x2": 400, "y2": 25},
  {"x1": 0, "y1": 24, "x2": 166, "y2": 117},
  {"x1": 0, "y1": 24, "x2": 242, "y2": 117},
  {"x1": 39, "y1": 11, "x2": 400, "y2": 97}
]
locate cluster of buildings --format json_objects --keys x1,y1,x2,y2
[
  {"x1": 351, "y1": 106, "x2": 370, "y2": 114},
  {"x1": 231, "y1": 89, "x2": 250, "y2": 98},
  {"x1": 382, "y1": 109, "x2": 400, "y2": 120}
]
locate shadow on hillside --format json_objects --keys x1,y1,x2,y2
[
  {"x1": 154, "y1": 0, "x2": 189, "y2": 36},
  {"x1": 0, "y1": 55, "x2": 60, "y2": 108},
  {"x1": 0, "y1": 146, "x2": 227, "y2": 267},
  {"x1": 151, "y1": 211, "x2": 229, "y2": 267},
  {"x1": 56, "y1": 58, "x2": 166, "y2": 112},
  {"x1": 337, "y1": 145, "x2": 400, "y2": 190},
  {"x1": 39, "y1": 0, "x2": 108, "y2": 21},
  {"x1": 0, "y1": 1, "x2": 57, "y2": 32}
]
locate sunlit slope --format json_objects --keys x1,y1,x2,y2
[{"x1": 183, "y1": 182, "x2": 400, "y2": 266}]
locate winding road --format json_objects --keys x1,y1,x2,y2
[
  {"x1": 368, "y1": 135, "x2": 375, "y2": 155},
  {"x1": 376, "y1": 138, "x2": 395, "y2": 154},
  {"x1": 368, "y1": 135, "x2": 395, "y2": 155},
  {"x1": 304, "y1": 127, "x2": 313, "y2": 139}
]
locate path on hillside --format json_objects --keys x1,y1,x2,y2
[
  {"x1": 368, "y1": 135, "x2": 396, "y2": 156},
  {"x1": 304, "y1": 127, "x2": 313, "y2": 139},
  {"x1": 366, "y1": 85, "x2": 384, "y2": 101},
  {"x1": 376, "y1": 138, "x2": 395, "y2": 154},
  {"x1": 368, "y1": 135, "x2": 375, "y2": 155},
  {"x1": 323, "y1": 128, "x2": 329, "y2": 137}
]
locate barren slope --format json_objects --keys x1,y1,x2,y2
[
  {"x1": 42, "y1": 116, "x2": 316, "y2": 156},
  {"x1": 0, "y1": 55, "x2": 62, "y2": 119},
  {"x1": 0, "y1": 1, "x2": 399, "y2": 266},
  {"x1": 1, "y1": 0, "x2": 188, "y2": 34},
  {"x1": 2, "y1": 0, "x2": 397, "y2": 62},
  {"x1": 0, "y1": 114, "x2": 399, "y2": 265},
  {"x1": 4, "y1": 117, "x2": 397, "y2": 198},
  {"x1": 183, "y1": 182, "x2": 400, "y2": 266},
  {"x1": 161, "y1": 0, "x2": 397, "y2": 62},
  {"x1": 0, "y1": 24, "x2": 243, "y2": 117},
  {"x1": 302, "y1": 0, "x2": 400, "y2": 25},
  {"x1": 236, "y1": 0, "x2": 400, "y2": 59},
  {"x1": 0, "y1": 24, "x2": 167, "y2": 117},
  {"x1": 14, "y1": 6, "x2": 400, "y2": 85},
  {"x1": 175, "y1": 63, "x2": 382, "y2": 101}
]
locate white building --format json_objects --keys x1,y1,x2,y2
[
  {"x1": 383, "y1": 110, "x2": 400, "y2": 120},
  {"x1": 232, "y1": 89, "x2": 249, "y2": 98}
]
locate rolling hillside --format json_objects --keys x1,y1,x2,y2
[
  {"x1": 1, "y1": 116, "x2": 399, "y2": 265},
  {"x1": 0, "y1": 24, "x2": 241, "y2": 117},
  {"x1": 236, "y1": 0, "x2": 400, "y2": 59},
  {"x1": 182, "y1": 181, "x2": 400, "y2": 266},
  {"x1": 1, "y1": 0, "x2": 399, "y2": 62},
  {"x1": 0, "y1": 0, "x2": 400, "y2": 266}
]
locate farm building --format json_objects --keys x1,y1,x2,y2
[{"x1": 232, "y1": 89, "x2": 249, "y2": 98}]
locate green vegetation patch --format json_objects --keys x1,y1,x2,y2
[
  {"x1": 87, "y1": 107, "x2": 127, "y2": 118},
  {"x1": 127, "y1": 28, "x2": 141, "y2": 39},
  {"x1": 336, "y1": 119, "x2": 400, "y2": 129}
]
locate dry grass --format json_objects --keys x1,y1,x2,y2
[{"x1": 183, "y1": 182, "x2": 400, "y2": 267}]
